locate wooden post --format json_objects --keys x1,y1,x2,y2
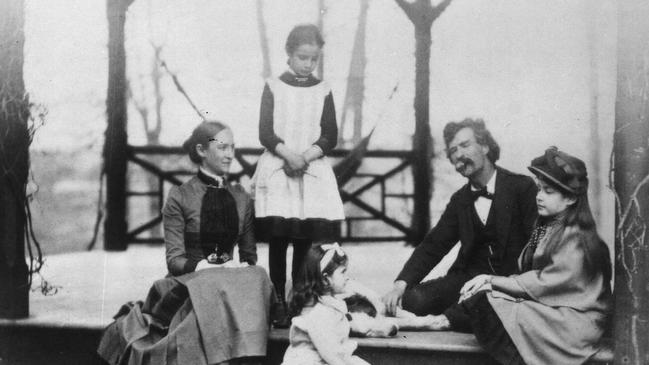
[
  {"x1": 0, "y1": 0, "x2": 29, "y2": 318},
  {"x1": 613, "y1": 0, "x2": 649, "y2": 363},
  {"x1": 396, "y1": 0, "x2": 452, "y2": 243},
  {"x1": 104, "y1": 0, "x2": 132, "y2": 251},
  {"x1": 411, "y1": 20, "x2": 433, "y2": 244}
]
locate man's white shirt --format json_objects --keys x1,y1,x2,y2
[{"x1": 471, "y1": 171, "x2": 497, "y2": 224}]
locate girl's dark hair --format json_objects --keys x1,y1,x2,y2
[
  {"x1": 285, "y1": 24, "x2": 324, "y2": 55},
  {"x1": 443, "y1": 118, "x2": 501, "y2": 163},
  {"x1": 288, "y1": 245, "x2": 348, "y2": 317},
  {"x1": 182, "y1": 121, "x2": 229, "y2": 164},
  {"x1": 537, "y1": 178, "x2": 612, "y2": 283}
]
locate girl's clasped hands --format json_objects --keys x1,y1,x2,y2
[{"x1": 282, "y1": 151, "x2": 309, "y2": 177}]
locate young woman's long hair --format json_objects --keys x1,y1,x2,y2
[
  {"x1": 288, "y1": 246, "x2": 348, "y2": 318},
  {"x1": 538, "y1": 184, "x2": 612, "y2": 283}
]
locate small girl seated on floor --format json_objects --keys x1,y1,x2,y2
[
  {"x1": 282, "y1": 243, "x2": 444, "y2": 364},
  {"x1": 282, "y1": 244, "x2": 370, "y2": 365}
]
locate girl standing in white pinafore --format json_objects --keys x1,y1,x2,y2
[{"x1": 252, "y1": 24, "x2": 344, "y2": 327}]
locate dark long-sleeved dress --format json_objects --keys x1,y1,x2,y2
[
  {"x1": 163, "y1": 175, "x2": 257, "y2": 276},
  {"x1": 487, "y1": 224, "x2": 612, "y2": 365},
  {"x1": 98, "y1": 174, "x2": 272, "y2": 365},
  {"x1": 252, "y1": 71, "x2": 344, "y2": 241}
]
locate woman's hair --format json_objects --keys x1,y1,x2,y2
[
  {"x1": 537, "y1": 176, "x2": 612, "y2": 283},
  {"x1": 285, "y1": 24, "x2": 324, "y2": 55},
  {"x1": 443, "y1": 118, "x2": 500, "y2": 163},
  {"x1": 288, "y1": 245, "x2": 348, "y2": 317},
  {"x1": 182, "y1": 120, "x2": 229, "y2": 164}
]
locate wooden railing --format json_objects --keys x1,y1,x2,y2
[{"x1": 126, "y1": 145, "x2": 421, "y2": 244}]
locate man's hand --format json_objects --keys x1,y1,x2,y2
[{"x1": 382, "y1": 280, "x2": 407, "y2": 316}]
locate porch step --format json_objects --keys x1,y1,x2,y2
[
  {"x1": 268, "y1": 329, "x2": 613, "y2": 365},
  {"x1": 0, "y1": 325, "x2": 106, "y2": 365},
  {"x1": 0, "y1": 323, "x2": 613, "y2": 365}
]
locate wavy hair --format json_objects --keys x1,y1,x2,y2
[
  {"x1": 443, "y1": 118, "x2": 500, "y2": 163},
  {"x1": 288, "y1": 245, "x2": 348, "y2": 318},
  {"x1": 536, "y1": 176, "x2": 612, "y2": 283}
]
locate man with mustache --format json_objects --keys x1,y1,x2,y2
[{"x1": 383, "y1": 119, "x2": 538, "y2": 326}]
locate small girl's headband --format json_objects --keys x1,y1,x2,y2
[{"x1": 320, "y1": 242, "x2": 345, "y2": 273}]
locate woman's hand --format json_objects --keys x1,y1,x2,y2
[
  {"x1": 458, "y1": 274, "x2": 493, "y2": 303},
  {"x1": 302, "y1": 145, "x2": 323, "y2": 163},
  {"x1": 222, "y1": 260, "x2": 248, "y2": 268},
  {"x1": 195, "y1": 259, "x2": 214, "y2": 271},
  {"x1": 283, "y1": 153, "x2": 308, "y2": 177},
  {"x1": 274, "y1": 143, "x2": 308, "y2": 177}
]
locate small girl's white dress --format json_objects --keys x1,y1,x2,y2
[{"x1": 282, "y1": 296, "x2": 369, "y2": 365}]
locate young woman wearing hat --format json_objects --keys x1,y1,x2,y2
[{"x1": 431, "y1": 146, "x2": 612, "y2": 365}]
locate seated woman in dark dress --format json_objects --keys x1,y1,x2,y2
[
  {"x1": 98, "y1": 121, "x2": 273, "y2": 365},
  {"x1": 165, "y1": 120, "x2": 256, "y2": 275}
]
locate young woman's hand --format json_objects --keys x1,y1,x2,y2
[
  {"x1": 221, "y1": 260, "x2": 245, "y2": 268},
  {"x1": 302, "y1": 145, "x2": 323, "y2": 163},
  {"x1": 194, "y1": 259, "x2": 214, "y2": 271},
  {"x1": 458, "y1": 274, "x2": 493, "y2": 303},
  {"x1": 195, "y1": 259, "x2": 244, "y2": 271},
  {"x1": 283, "y1": 153, "x2": 308, "y2": 177}
]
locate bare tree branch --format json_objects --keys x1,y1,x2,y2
[
  {"x1": 609, "y1": 144, "x2": 622, "y2": 219},
  {"x1": 160, "y1": 61, "x2": 205, "y2": 121},
  {"x1": 126, "y1": 81, "x2": 150, "y2": 134},
  {"x1": 618, "y1": 173, "x2": 649, "y2": 231},
  {"x1": 150, "y1": 43, "x2": 164, "y2": 139},
  {"x1": 395, "y1": 0, "x2": 426, "y2": 24},
  {"x1": 395, "y1": 0, "x2": 453, "y2": 26}
]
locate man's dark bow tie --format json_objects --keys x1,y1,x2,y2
[{"x1": 471, "y1": 188, "x2": 494, "y2": 201}]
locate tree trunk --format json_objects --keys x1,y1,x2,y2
[
  {"x1": 396, "y1": 0, "x2": 452, "y2": 243},
  {"x1": 613, "y1": 0, "x2": 649, "y2": 363},
  {"x1": 340, "y1": 0, "x2": 368, "y2": 146},
  {"x1": 317, "y1": 0, "x2": 325, "y2": 79},
  {"x1": 587, "y1": 1, "x2": 601, "y2": 219},
  {"x1": 0, "y1": 0, "x2": 30, "y2": 318},
  {"x1": 256, "y1": 0, "x2": 272, "y2": 79},
  {"x1": 104, "y1": 0, "x2": 131, "y2": 251}
]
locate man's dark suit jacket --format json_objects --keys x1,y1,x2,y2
[{"x1": 396, "y1": 167, "x2": 538, "y2": 286}]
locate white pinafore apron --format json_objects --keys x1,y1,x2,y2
[{"x1": 252, "y1": 78, "x2": 344, "y2": 221}]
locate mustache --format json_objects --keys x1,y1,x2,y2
[{"x1": 455, "y1": 157, "x2": 474, "y2": 168}]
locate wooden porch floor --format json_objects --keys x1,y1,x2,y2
[
  {"x1": 0, "y1": 243, "x2": 611, "y2": 364},
  {"x1": 0, "y1": 242, "x2": 416, "y2": 331}
]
